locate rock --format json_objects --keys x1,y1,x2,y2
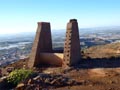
[
  {"x1": 43, "y1": 70, "x2": 52, "y2": 74},
  {"x1": 33, "y1": 75, "x2": 40, "y2": 80},
  {"x1": 89, "y1": 84, "x2": 93, "y2": 87},
  {"x1": 50, "y1": 79, "x2": 57, "y2": 85},
  {"x1": 23, "y1": 65, "x2": 26, "y2": 69},
  {"x1": 16, "y1": 83, "x2": 25, "y2": 90},
  {"x1": 0, "y1": 76, "x2": 8, "y2": 80},
  {"x1": 109, "y1": 80, "x2": 114, "y2": 84},
  {"x1": 6, "y1": 67, "x2": 14, "y2": 73},
  {"x1": 20, "y1": 73, "x2": 80, "y2": 89},
  {"x1": 27, "y1": 79, "x2": 34, "y2": 85},
  {"x1": 44, "y1": 78, "x2": 50, "y2": 83}
]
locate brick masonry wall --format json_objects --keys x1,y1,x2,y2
[
  {"x1": 28, "y1": 22, "x2": 52, "y2": 68},
  {"x1": 63, "y1": 19, "x2": 81, "y2": 66}
]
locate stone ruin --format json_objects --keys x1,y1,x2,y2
[
  {"x1": 28, "y1": 19, "x2": 81, "y2": 68},
  {"x1": 28, "y1": 22, "x2": 52, "y2": 67},
  {"x1": 63, "y1": 19, "x2": 81, "y2": 66}
]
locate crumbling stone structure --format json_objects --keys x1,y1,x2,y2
[
  {"x1": 63, "y1": 19, "x2": 81, "y2": 66},
  {"x1": 28, "y1": 19, "x2": 81, "y2": 68},
  {"x1": 28, "y1": 22, "x2": 52, "y2": 68}
]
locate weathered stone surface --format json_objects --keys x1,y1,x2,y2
[
  {"x1": 28, "y1": 19, "x2": 81, "y2": 68},
  {"x1": 16, "y1": 83, "x2": 25, "y2": 90},
  {"x1": 63, "y1": 19, "x2": 81, "y2": 66},
  {"x1": 28, "y1": 22, "x2": 52, "y2": 68}
]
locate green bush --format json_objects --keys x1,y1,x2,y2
[{"x1": 7, "y1": 69, "x2": 33, "y2": 85}]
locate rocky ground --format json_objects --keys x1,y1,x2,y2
[
  {"x1": 1, "y1": 59, "x2": 120, "y2": 90},
  {"x1": 1, "y1": 43, "x2": 120, "y2": 90},
  {"x1": 2, "y1": 66, "x2": 120, "y2": 90}
]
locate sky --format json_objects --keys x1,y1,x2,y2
[{"x1": 0, "y1": 0, "x2": 120, "y2": 34}]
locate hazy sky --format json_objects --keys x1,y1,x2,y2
[{"x1": 0, "y1": 0, "x2": 120, "y2": 34}]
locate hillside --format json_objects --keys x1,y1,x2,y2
[
  {"x1": 83, "y1": 42, "x2": 120, "y2": 58},
  {"x1": 1, "y1": 42, "x2": 120, "y2": 90}
]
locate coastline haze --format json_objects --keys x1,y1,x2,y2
[{"x1": 0, "y1": 0, "x2": 120, "y2": 34}]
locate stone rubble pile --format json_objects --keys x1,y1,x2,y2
[{"x1": 16, "y1": 73, "x2": 80, "y2": 90}]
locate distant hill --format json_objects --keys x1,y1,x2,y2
[{"x1": 83, "y1": 42, "x2": 120, "y2": 58}]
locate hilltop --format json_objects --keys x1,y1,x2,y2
[
  {"x1": 1, "y1": 42, "x2": 120, "y2": 90},
  {"x1": 83, "y1": 42, "x2": 120, "y2": 58}
]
